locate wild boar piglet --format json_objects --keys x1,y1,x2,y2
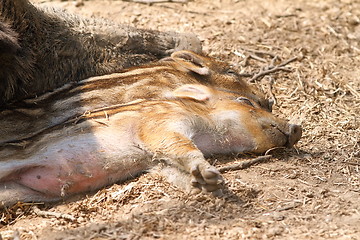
[{"x1": 0, "y1": 84, "x2": 301, "y2": 207}]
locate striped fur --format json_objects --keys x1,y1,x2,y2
[
  {"x1": 0, "y1": 50, "x2": 269, "y2": 147},
  {"x1": 0, "y1": 84, "x2": 300, "y2": 207}
]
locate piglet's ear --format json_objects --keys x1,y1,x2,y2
[
  {"x1": 171, "y1": 50, "x2": 210, "y2": 76},
  {"x1": 172, "y1": 84, "x2": 212, "y2": 102}
]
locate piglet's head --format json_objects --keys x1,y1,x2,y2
[
  {"x1": 172, "y1": 84, "x2": 302, "y2": 155},
  {"x1": 162, "y1": 50, "x2": 273, "y2": 112}
]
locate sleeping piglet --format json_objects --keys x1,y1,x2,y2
[{"x1": 0, "y1": 84, "x2": 301, "y2": 207}]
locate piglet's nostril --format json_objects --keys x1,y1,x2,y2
[{"x1": 286, "y1": 124, "x2": 302, "y2": 148}]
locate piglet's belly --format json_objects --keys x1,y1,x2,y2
[
  {"x1": 16, "y1": 157, "x2": 120, "y2": 197},
  {"x1": 5, "y1": 131, "x2": 148, "y2": 198},
  {"x1": 16, "y1": 163, "x2": 106, "y2": 197}
]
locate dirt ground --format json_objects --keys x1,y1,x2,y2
[{"x1": 1, "y1": 0, "x2": 359, "y2": 239}]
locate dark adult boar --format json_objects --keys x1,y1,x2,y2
[
  {"x1": 0, "y1": 84, "x2": 301, "y2": 207},
  {"x1": 0, "y1": 0, "x2": 202, "y2": 105}
]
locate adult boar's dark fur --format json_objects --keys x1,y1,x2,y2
[{"x1": 0, "y1": 0, "x2": 202, "y2": 106}]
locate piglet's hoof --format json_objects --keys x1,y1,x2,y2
[{"x1": 190, "y1": 165, "x2": 223, "y2": 194}]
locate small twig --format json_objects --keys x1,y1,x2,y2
[
  {"x1": 241, "y1": 55, "x2": 250, "y2": 67},
  {"x1": 270, "y1": 55, "x2": 279, "y2": 67},
  {"x1": 249, "y1": 54, "x2": 267, "y2": 63},
  {"x1": 345, "y1": 83, "x2": 360, "y2": 99},
  {"x1": 32, "y1": 206, "x2": 76, "y2": 222},
  {"x1": 265, "y1": 146, "x2": 285, "y2": 156},
  {"x1": 94, "y1": 120, "x2": 109, "y2": 126},
  {"x1": 276, "y1": 202, "x2": 301, "y2": 211},
  {"x1": 104, "y1": 110, "x2": 109, "y2": 121},
  {"x1": 249, "y1": 66, "x2": 291, "y2": 83},
  {"x1": 297, "y1": 178, "x2": 318, "y2": 187},
  {"x1": 218, "y1": 155, "x2": 272, "y2": 173},
  {"x1": 232, "y1": 50, "x2": 246, "y2": 58},
  {"x1": 264, "y1": 76, "x2": 277, "y2": 105},
  {"x1": 278, "y1": 56, "x2": 299, "y2": 68},
  {"x1": 249, "y1": 56, "x2": 298, "y2": 82}
]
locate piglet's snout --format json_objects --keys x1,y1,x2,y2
[{"x1": 286, "y1": 124, "x2": 302, "y2": 148}]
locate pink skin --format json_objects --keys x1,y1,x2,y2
[{"x1": 2, "y1": 129, "x2": 148, "y2": 198}]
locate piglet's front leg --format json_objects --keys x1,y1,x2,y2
[
  {"x1": 140, "y1": 131, "x2": 223, "y2": 195},
  {"x1": 181, "y1": 150, "x2": 222, "y2": 195},
  {"x1": 189, "y1": 156, "x2": 222, "y2": 194}
]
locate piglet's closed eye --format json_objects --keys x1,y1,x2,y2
[{"x1": 235, "y1": 97, "x2": 255, "y2": 107}]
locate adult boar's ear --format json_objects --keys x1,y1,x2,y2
[
  {"x1": 172, "y1": 84, "x2": 212, "y2": 102},
  {"x1": 0, "y1": 22, "x2": 20, "y2": 54},
  {"x1": 171, "y1": 50, "x2": 210, "y2": 76}
]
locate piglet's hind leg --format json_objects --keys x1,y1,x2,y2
[{"x1": 0, "y1": 182, "x2": 61, "y2": 208}]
